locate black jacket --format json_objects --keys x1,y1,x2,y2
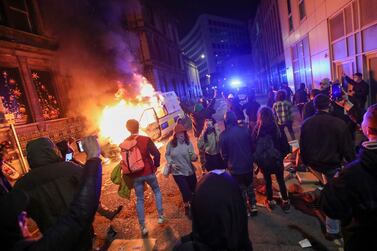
[
  {"x1": 14, "y1": 138, "x2": 83, "y2": 233},
  {"x1": 320, "y1": 142, "x2": 377, "y2": 251},
  {"x1": 302, "y1": 100, "x2": 315, "y2": 120},
  {"x1": 220, "y1": 113, "x2": 253, "y2": 175},
  {"x1": 300, "y1": 111, "x2": 355, "y2": 173},
  {"x1": 345, "y1": 76, "x2": 369, "y2": 107},
  {"x1": 174, "y1": 172, "x2": 252, "y2": 251},
  {"x1": 293, "y1": 89, "x2": 308, "y2": 105},
  {"x1": 13, "y1": 158, "x2": 102, "y2": 251},
  {"x1": 243, "y1": 100, "x2": 260, "y2": 123},
  {"x1": 186, "y1": 99, "x2": 216, "y2": 138}
]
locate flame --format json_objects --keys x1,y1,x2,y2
[{"x1": 98, "y1": 77, "x2": 162, "y2": 145}]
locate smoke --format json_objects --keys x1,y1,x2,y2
[{"x1": 39, "y1": 0, "x2": 144, "y2": 132}]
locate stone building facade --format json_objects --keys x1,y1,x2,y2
[{"x1": 0, "y1": 0, "x2": 83, "y2": 171}]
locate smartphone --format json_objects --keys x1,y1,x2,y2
[
  {"x1": 65, "y1": 152, "x2": 73, "y2": 161},
  {"x1": 331, "y1": 84, "x2": 342, "y2": 101},
  {"x1": 76, "y1": 140, "x2": 84, "y2": 153}
]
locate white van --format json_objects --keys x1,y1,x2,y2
[{"x1": 139, "y1": 91, "x2": 184, "y2": 141}]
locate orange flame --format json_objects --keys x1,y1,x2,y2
[{"x1": 98, "y1": 77, "x2": 161, "y2": 145}]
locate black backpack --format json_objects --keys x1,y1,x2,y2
[{"x1": 254, "y1": 135, "x2": 282, "y2": 170}]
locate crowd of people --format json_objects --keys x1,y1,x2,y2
[{"x1": 0, "y1": 72, "x2": 376, "y2": 251}]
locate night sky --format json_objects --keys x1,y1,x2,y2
[{"x1": 155, "y1": 0, "x2": 260, "y2": 37}]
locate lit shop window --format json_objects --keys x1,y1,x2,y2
[
  {"x1": 31, "y1": 70, "x2": 61, "y2": 120},
  {"x1": 0, "y1": 68, "x2": 30, "y2": 124}
]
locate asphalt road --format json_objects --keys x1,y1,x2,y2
[{"x1": 92, "y1": 98, "x2": 343, "y2": 251}]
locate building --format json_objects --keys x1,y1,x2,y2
[
  {"x1": 249, "y1": 0, "x2": 287, "y2": 94},
  {"x1": 125, "y1": 1, "x2": 190, "y2": 100},
  {"x1": 180, "y1": 14, "x2": 251, "y2": 89},
  {"x1": 0, "y1": 0, "x2": 83, "y2": 172},
  {"x1": 278, "y1": 0, "x2": 377, "y2": 104},
  {"x1": 183, "y1": 57, "x2": 203, "y2": 100}
]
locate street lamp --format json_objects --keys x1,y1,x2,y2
[{"x1": 200, "y1": 54, "x2": 205, "y2": 59}]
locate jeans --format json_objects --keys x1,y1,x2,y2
[
  {"x1": 134, "y1": 174, "x2": 163, "y2": 228},
  {"x1": 173, "y1": 174, "x2": 197, "y2": 203},
  {"x1": 279, "y1": 122, "x2": 296, "y2": 140},
  {"x1": 323, "y1": 168, "x2": 341, "y2": 234},
  {"x1": 262, "y1": 167, "x2": 288, "y2": 201},
  {"x1": 232, "y1": 172, "x2": 257, "y2": 206}
]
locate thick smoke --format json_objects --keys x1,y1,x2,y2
[{"x1": 39, "y1": 0, "x2": 144, "y2": 132}]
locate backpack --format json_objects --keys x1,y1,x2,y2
[
  {"x1": 119, "y1": 136, "x2": 145, "y2": 175},
  {"x1": 254, "y1": 135, "x2": 282, "y2": 170}
]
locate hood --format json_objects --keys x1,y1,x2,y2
[
  {"x1": 224, "y1": 111, "x2": 237, "y2": 127},
  {"x1": 358, "y1": 141, "x2": 377, "y2": 179},
  {"x1": 26, "y1": 137, "x2": 62, "y2": 169}
]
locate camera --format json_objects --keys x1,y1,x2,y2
[
  {"x1": 330, "y1": 83, "x2": 343, "y2": 101},
  {"x1": 76, "y1": 140, "x2": 84, "y2": 153}
]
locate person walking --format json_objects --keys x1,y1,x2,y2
[
  {"x1": 293, "y1": 83, "x2": 308, "y2": 118},
  {"x1": 300, "y1": 94, "x2": 355, "y2": 240},
  {"x1": 197, "y1": 118, "x2": 224, "y2": 172},
  {"x1": 320, "y1": 104, "x2": 377, "y2": 251},
  {"x1": 252, "y1": 107, "x2": 291, "y2": 211},
  {"x1": 273, "y1": 90, "x2": 296, "y2": 140},
  {"x1": 122, "y1": 119, "x2": 164, "y2": 236},
  {"x1": 165, "y1": 124, "x2": 198, "y2": 218},
  {"x1": 220, "y1": 111, "x2": 258, "y2": 216},
  {"x1": 243, "y1": 91, "x2": 261, "y2": 130}
]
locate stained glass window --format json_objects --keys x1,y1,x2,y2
[
  {"x1": 31, "y1": 70, "x2": 61, "y2": 120},
  {"x1": 0, "y1": 68, "x2": 30, "y2": 124}
]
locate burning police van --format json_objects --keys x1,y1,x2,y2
[{"x1": 99, "y1": 87, "x2": 184, "y2": 147}]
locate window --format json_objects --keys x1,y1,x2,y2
[
  {"x1": 330, "y1": 13, "x2": 344, "y2": 41},
  {"x1": 291, "y1": 37, "x2": 312, "y2": 89},
  {"x1": 299, "y1": 0, "x2": 306, "y2": 20},
  {"x1": 31, "y1": 70, "x2": 61, "y2": 120},
  {"x1": 0, "y1": 68, "x2": 30, "y2": 124},
  {"x1": 359, "y1": 0, "x2": 377, "y2": 27},
  {"x1": 1, "y1": 0, "x2": 37, "y2": 33},
  {"x1": 287, "y1": 0, "x2": 293, "y2": 31}
]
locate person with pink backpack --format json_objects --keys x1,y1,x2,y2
[{"x1": 121, "y1": 119, "x2": 164, "y2": 236}]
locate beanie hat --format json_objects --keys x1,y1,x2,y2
[
  {"x1": 314, "y1": 94, "x2": 330, "y2": 110},
  {"x1": 194, "y1": 103, "x2": 204, "y2": 112},
  {"x1": 174, "y1": 124, "x2": 187, "y2": 134}
]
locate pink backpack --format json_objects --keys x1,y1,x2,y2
[{"x1": 119, "y1": 136, "x2": 145, "y2": 174}]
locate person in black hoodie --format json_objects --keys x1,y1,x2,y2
[
  {"x1": 0, "y1": 136, "x2": 102, "y2": 251},
  {"x1": 174, "y1": 157, "x2": 253, "y2": 251},
  {"x1": 252, "y1": 107, "x2": 291, "y2": 211},
  {"x1": 320, "y1": 104, "x2": 377, "y2": 251},
  {"x1": 13, "y1": 137, "x2": 91, "y2": 251},
  {"x1": 302, "y1": 89, "x2": 321, "y2": 120}
]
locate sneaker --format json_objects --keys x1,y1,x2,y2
[
  {"x1": 141, "y1": 227, "x2": 148, "y2": 237},
  {"x1": 282, "y1": 200, "x2": 291, "y2": 212},
  {"x1": 158, "y1": 215, "x2": 165, "y2": 224},
  {"x1": 265, "y1": 199, "x2": 277, "y2": 210},
  {"x1": 249, "y1": 204, "x2": 258, "y2": 216}
]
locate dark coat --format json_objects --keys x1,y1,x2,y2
[
  {"x1": 187, "y1": 100, "x2": 216, "y2": 138},
  {"x1": 320, "y1": 142, "x2": 377, "y2": 251},
  {"x1": 300, "y1": 111, "x2": 355, "y2": 173},
  {"x1": 220, "y1": 113, "x2": 253, "y2": 175},
  {"x1": 13, "y1": 138, "x2": 92, "y2": 251},
  {"x1": 12, "y1": 158, "x2": 102, "y2": 251},
  {"x1": 302, "y1": 100, "x2": 316, "y2": 120},
  {"x1": 345, "y1": 76, "x2": 369, "y2": 107},
  {"x1": 174, "y1": 172, "x2": 253, "y2": 251},
  {"x1": 293, "y1": 88, "x2": 308, "y2": 105},
  {"x1": 243, "y1": 100, "x2": 260, "y2": 123}
]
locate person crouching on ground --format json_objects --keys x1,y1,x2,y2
[
  {"x1": 252, "y1": 107, "x2": 291, "y2": 211},
  {"x1": 197, "y1": 118, "x2": 225, "y2": 173},
  {"x1": 122, "y1": 119, "x2": 164, "y2": 237},
  {"x1": 165, "y1": 124, "x2": 198, "y2": 219}
]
